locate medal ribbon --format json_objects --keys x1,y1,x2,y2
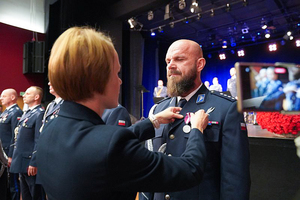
[{"x1": 184, "y1": 113, "x2": 191, "y2": 124}]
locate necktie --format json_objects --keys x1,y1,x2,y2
[{"x1": 177, "y1": 98, "x2": 187, "y2": 108}]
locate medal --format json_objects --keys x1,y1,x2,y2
[
  {"x1": 183, "y1": 125, "x2": 191, "y2": 133},
  {"x1": 183, "y1": 113, "x2": 191, "y2": 133}
]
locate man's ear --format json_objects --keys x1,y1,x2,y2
[{"x1": 197, "y1": 58, "x2": 206, "y2": 72}]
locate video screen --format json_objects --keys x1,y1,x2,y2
[{"x1": 235, "y1": 62, "x2": 300, "y2": 112}]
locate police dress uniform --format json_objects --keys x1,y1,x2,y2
[
  {"x1": 0, "y1": 104, "x2": 23, "y2": 200},
  {"x1": 10, "y1": 105, "x2": 45, "y2": 200},
  {"x1": 36, "y1": 101, "x2": 207, "y2": 200},
  {"x1": 102, "y1": 104, "x2": 132, "y2": 127},
  {"x1": 141, "y1": 85, "x2": 250, "y2": 200}
]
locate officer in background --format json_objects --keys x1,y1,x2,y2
[
  {"x1": 153, "y1": 80, "x2": 168, "y2": 98},
  {"x1": 140, "y1": 39, "x2": 250, "y2": 200},
  {"x1": 102, "y1": 104, "x2": 131, "y2": 127},
  {"x1": 209, "y1": 77, "x2": 223, "y2": 92},
  {"x1": 0, "y1": 88, "x2": 23, "y2": 200},
  {"x1": 227, "y1": 67, "x2": 237, "y2": 98},
  {"x1": 10, "y1": 86, "x2": 45, "y2": 200},
  {"x1": 40, "y1": 82, "x2": 63, "y2": 132}
]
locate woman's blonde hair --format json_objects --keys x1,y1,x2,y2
[{"x1": 48, "y1": 27, "x2": 115, "y2": 101}]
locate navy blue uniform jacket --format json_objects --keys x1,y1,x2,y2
[
  {"x1": 141, "y1": 85, "x2": 250, "y2": 200},
  {"x1": 10, "y1": 105, "x2": 44, "y2": 173},
  {"x1": 102, "y1": 104, "x2": 132, "y2": 127},
  {"x1": 0, "y1": 104, "x2": 23, "y2": 157},
  {"x1": 37, "y1": 101, "x2": 207, "y2": 200}
]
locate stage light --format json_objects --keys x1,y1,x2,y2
[
  {"x1": 190, "y1": 0, "x2": 201, "y2": 13},
  {"x1": 164, "y1": 4, "x2": 174, "y2": 20},
  {"x1": 128, "y1": 18, "x2": 136, "y2": 29},
  {"x1": 230, "y1": 37, "x2": 236, "y2": 47},
  {"x1": 219, "y1": 53, "x2": 226, "y2": 60},
  {"x1": 184, "y1": 17, "x2": 189, "y2": 24},
  {"x1": 289, "y1": 36, "x2": 294, "y2": 40},
  {"x1": 265, "y1": 29, "x2": 271, "y2": 38},
  {"x1": 208, "y1": 54, "x2": 212, "y2": 58},
  {"x1": 287, "y1": 31, "x2": 292, "y2": 36},
  {"x1": 179, "y1": 0, "x2": 186, "y2": 10},
  {"x1": 169, "y1": 22, "x2": 175, "y2": 28},
  {"x1": 222, "y1": 40, "x2": 227, "y2": 49},
  {"x1": 210, "y1": 9, "x2": 214, "y2": 17},
  {"x1": 150, "y1": 30, "x2": 156, "y2": 36},
  {"x1": 158, "y1": 26, "x2": 164, "y2": 33},
  {"x1": 243, "y1": 0, "x2": 248, "y2": 6},
  {"x1": 261, "y1": 18, "x2": 267, "y2": 30},
  {"x1": 268, "y1": 43, "x2": 277, "y2": 52},
  {"x1": 196, "y1": 13, "x2": 202, "y2": 20},
  {"x1": 237, "y1": 49, "x2": 245, "y2": 57},
  {"x1": 128, "y1": 18, "x2": 143, "y2": 31},
  {"x1": 225, "y1": 4, "x2": 231, "y2": 12},
  {"x1": 296, "y1": 39, "x2": 300, "y2": 47},
  {"x1": 148, "y1": 11, "x2": 154, "y2": 20},
  {"x1": 241, "y1": 23, "x2": 249, "y2": 34}
]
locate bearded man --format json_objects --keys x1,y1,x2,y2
[{"x1": 140, "y1": 39, "x2": 251, "y2": 200}]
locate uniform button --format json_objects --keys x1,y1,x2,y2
[
  {"x1": 165, "y1": 194, "x2": 170, "y2": 200},
  {"x1": 169, "y1": 134, "x2": 175, "y2": 139},
  {"x1": 168, "y1": 154, "x2": 172, "y2": 156}
]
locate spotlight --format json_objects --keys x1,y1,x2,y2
[
  {"x1": 128, "y1": 18, "x2": 136, "y2": 29},
  {"x1": 222, "y1": 40, "x2": 228, "y2": 49},
  {"x1": 128, "y1": 18, "x2": 143, "y2": 31},
  {"x1": 219, "y1": 53, "x2": 226, "y2": 60},
  {"x1": 210, "y1": 9, "x2": 214, "y2": 17},
  {"x1": 179, "y1": 0, "x2": 186, "y2": 10},
  {"x1": 225, "y1": 4, "x2": 231, "y2": 12},
  {"x1": 287, "y1": 31, "x2": 292, "y2": 36},
  {"x1": 241, "y1": 22, "x2": 249, "y2": 34},
  {"x1": 169, "y1": 22, "x2": 175, "y2": 28},
  {"x1": 184, "y1": 17, "x2": 189, "y2": 24},
  {"x1": 243, "y1": 0, "x2": 248, "y2": 6},
  {"x1": 150, "y1": 30, "x2": 156, "y2": 37},
  {"x1": 148, "y1": 11, "x2": 154, "y2": 21},
  {"x1": 230, "y1": 37, "x2": 236, "y2": 47},
  {"x1": 261, "y1": 18, "x2": 267, "y2": 30},
  {"x1": 289, "y1": 36, "x2": 294, "y2": 40},
  {"x1": 296, "y1": 39, "x2": 300, "y2": 47},
  {"x1": 268, "y1": 43, "x2": 277, "y2": 52},
  {"x1": 190, "y1": 0, "x2": 201, "y2": 13},
  {"x1": 265, "y1": 29, "x2": 271, "y2": 38},
  {"x1": 196, "y1": 13, "x2": 202, "y2": 20},
  {"x1": 158, "y1": 26, "x2": 164, "y2": 33},
  {"x1": 164, "y1": 4, "x2": 174, "y2": 20},
  {"x1": 237, "y1": 49, "x2": 245, "y2": 57}
]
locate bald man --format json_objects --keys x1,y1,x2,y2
[
  {"x1": 0, "y1": 88, "x2": 23, "y2": 200},
  {"x1": 140, "y1": 39, "x2": 250, "y2": 200},
  {"x1": 10, "y1": 86, "x2": 45, "y2": 200},
  {"x1": 227, "y1": 67, "x2": 237, "y2": 98}
]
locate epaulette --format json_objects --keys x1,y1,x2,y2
[
  {"x1": 156, "y1": 97, "x2": 171, "y2": 104},
  {"x1": 210, "y1": 90, "x2": 236, "y2": 102}
]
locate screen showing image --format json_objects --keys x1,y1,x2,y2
[{"x1": 235, "y1": 62, "x2": 300, "y2": 112}]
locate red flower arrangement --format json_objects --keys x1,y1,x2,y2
[{"x1": 256, "y1": 112, "x2": 300, "y2": 135}]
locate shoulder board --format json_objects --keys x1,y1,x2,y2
[
  {"x1": 210, "y1": 90, "x2": 236, "y2": 102},
  {"x1": 156, "y1": 97, "x2": 171, "y2": 104}
]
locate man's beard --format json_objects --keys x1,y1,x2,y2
[{"x1": 167, "y1": 67, "x2": 197, "y2": 97}]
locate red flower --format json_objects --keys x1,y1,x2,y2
[{"x1": 256, "y1": 112, "x2": 300, "y2": 134}]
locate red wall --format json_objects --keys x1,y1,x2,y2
[{"x1": 0, "y1": 22, "x2": 46, "y2": 95}]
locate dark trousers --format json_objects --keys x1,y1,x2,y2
[
  {"x1": 19, "y1": 174, "x2": 43, "y2": 200},
  {"x1": 8, "y1": 172, "x2": 20, "y2": 200},
  {"x1": 0, "y1": 167, "x2": 8, "y2": 200}
]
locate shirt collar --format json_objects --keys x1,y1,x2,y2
[
  {"x1": 177, "y1": 83, "x2": 202, "y2": 103},
  {"x1": 6, "y1": 103, "x2": 17, "y2": 110}
]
